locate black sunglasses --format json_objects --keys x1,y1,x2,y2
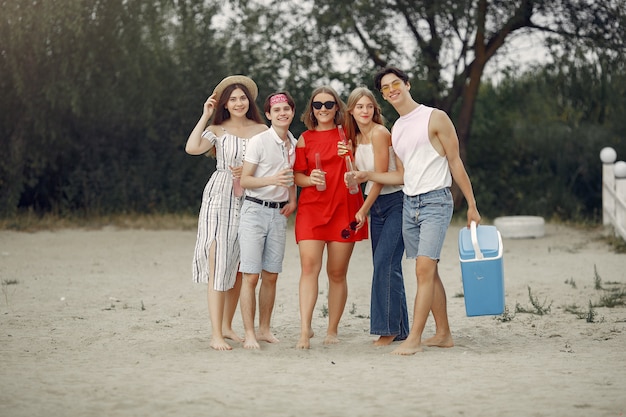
[
  {"x1": 341, "y1": 221, "x2": 358, "y2": 239},
  {"x1": 312, "y1": 101, "x2": 336, "y2": 110}
]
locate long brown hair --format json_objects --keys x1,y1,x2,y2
[
  {"x1": 205, "y1": 83, "x2": 264, "y2": 158},
  {"x1": 212, "y1": 83, "x2": 264, "y2": 125},
  {"x1": 300, "y1": 85, "x2": 346, "y2": 131}
]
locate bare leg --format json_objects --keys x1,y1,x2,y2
[
  {"x1": 392, "y1": 256, "x2": 438, "y2": 355},
  {"x1": 423, "y1": 266, "x2": 454, "y2": 347},
  {"x1": 296, "y1": 240, "x2": 324, "y2": 349},
  {"x1": 206, "y1": 243, "x2": 231, "y2": 351},
  {"x1": 324, "y1": 241, "x2": 355, "y2": 345},
  {"x1": 222, "y1": 272, "x2": 243, "y2": 342},
  {"x1": 257, "y1": 270, "x2": 279, "y2": 343},
  {"x1": 240, "y1": 273, "x2": 260, "y2": 349}
]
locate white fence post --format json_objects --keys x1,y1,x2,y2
[
  {"x1": 614, "y1": 161, "x2": 626, "y2": 241},
  {"x1": 601, "y1": 147, "x2": 626, "y2": 241},
  {"x1": 600, "y1": 147, "x2": 616, "y2": 226}
]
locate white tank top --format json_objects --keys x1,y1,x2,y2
[
  {"x1": 392, "y1": 105, "x2": 451, "y2": 196},
  {"x1": 354, "y1": 144, "x2": 403, "y2": 195}
]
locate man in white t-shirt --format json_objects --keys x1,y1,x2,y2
[
  {"x1": 238, "y1": 92, "x2": 297, "y2": 349},
  {"x1": 354, "y1": 67, "x2": 481, "y2": 355}
]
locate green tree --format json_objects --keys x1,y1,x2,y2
[
  {"x1": 0, "y1": 0, "x2": 228, "y2": 215},
  {"x1": 281, "y1": 0, "x2": 625, "y2": 205},
  {"x1": 469, "y1": 48, "x2": 626, "y2": 220},
  {"x1": 218, "y1": 0, "x2": 353, "y2": 137}
]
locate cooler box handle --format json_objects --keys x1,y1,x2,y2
[{"x1": 470, "y1": 221, "x2": 484, "y2": 260}]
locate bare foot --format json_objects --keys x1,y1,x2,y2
[
  {"x1": 243, "y1": 337, "x2": 260, "y2": 350},
  {"x1": 373, "y1": 335, "x2": 395, "y2": 346},
  {"x1": 391, "y1": 339, "x2": 423, "y2": 355},
  {"x1": 243, "y1": 331, "x2": 260, "y2": 350},
  {"x1": 209, "y1": 337, "x2": 233, "y2": 351},
  {"x1": 323, "y1": 333, "x2": 339, "y2": 345},
  {"x1": 222, "y1": 328, "x2": 243, "y2": 343},
  {"x1": 257, "y1": 331, "x2": 280, "y2": 344},
  {"x1": 296, "y1": 329, "x2": 314, "y2": 349},
  {"x1": 423, "y1": 334, "x2": 454, "y2": 348}
]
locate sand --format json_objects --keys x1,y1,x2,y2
[{"x1": 1, "y1": 221, "x2": 625, "y2": 417}]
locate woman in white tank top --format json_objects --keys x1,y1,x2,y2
[{"x1": 344, "y1": 87, "x2": 409, "y2": 345}]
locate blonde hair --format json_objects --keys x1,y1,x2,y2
[{"x1": 344, "y1": 87, "x2": 386, "y2": 147}]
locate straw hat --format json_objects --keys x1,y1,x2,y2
[{"x1": 212, "y1": 75, "x2": 258, "y2": 102}]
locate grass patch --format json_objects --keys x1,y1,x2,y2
[
  {"x1": 320, "y1": 304, "x2": 328, "y2": 318},
  {"x1": 564, "y1": 303, "x2": 582, "y2": 314},
  {"x1": 605, "y1": 234, "x2": 626, "y2": 253},
  {"x1": 565, "y1": 301, "x2": 599, "y2": 322},
  {"x1": 0, "y1": 211, "x2": 199, "y2": 232},
  {"x1": 564, "y1": 278, "x2": 577, "y2": 289},
  {"x1": 515, "y1": 286, "x2": 552, "y2": 315},
  {"x1": 494, "y1": 306, "x2": 515, "y2": 322},
  {"x1": 1, "y1": 278, "x2": 19, "y2": 307},
  {"x1": 590, "y1": 265, "x2": 626, "y2": 307},
  {"x1": 584, "y1": 301, "x2": 599, "y2": 323},
  {"x1": 593, "y1": 264, "x2": 603, "y2": 290},
  {"x1": 595, "y1": 288, "x2": 626, "y2": 308},
  {"x1": 349, "y1": 302, "x2": 357, "y2": 315}
]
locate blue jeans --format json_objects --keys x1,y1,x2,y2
[
  {"x1": 369, "y1": 191, "x2": 409, "y2": 339},
  {"x1": 403, "y1": 188, "x2": 453, "y2": 260}
]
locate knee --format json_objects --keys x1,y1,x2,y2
[
  {"x1": 326, "y1": 269, "x2": 347, "y2": 284},
  {"x1": 243, "y1": 274, "x2": 260, "y2": 287},
  {"x1": 415, "y1": 262, "x2": 436, "y2": 282},
  {"x1": 300, "y1": 259, "x2": 322, "y2": 277},
  {"x1": 262, "y1": 271, "x2": 278, "y2": 285}
]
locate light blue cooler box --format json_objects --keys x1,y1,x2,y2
[{"x1": 458, "y1": 222, "x2": 505, "y2": 316}]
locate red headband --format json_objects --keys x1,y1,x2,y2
[{"x1": 269, "y1": 94, "x2": 289, "y2": 107}]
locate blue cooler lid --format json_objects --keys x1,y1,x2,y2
[{"x1": 459, "y1": 225, "x2": 500, "y2": 260}]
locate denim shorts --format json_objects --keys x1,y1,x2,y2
[
  {"x1": 238, "y1": 200, "x2": 287, "y2": 274},
  {"x1": 402, "y1": 188, "x2": 453, "y2": 260}
]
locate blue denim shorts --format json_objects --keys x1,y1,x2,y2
[
  {"x1": 238, "y1": 200, "x2": 287, "y2": 274},
  {"x1": 402, "y1": 188, "x2": 453, "y2": 260}
]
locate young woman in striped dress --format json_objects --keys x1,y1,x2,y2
[{"x1": 185, "y1": 76, "x2": 267, "y2": 350}]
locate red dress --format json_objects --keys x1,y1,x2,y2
[{"x1": 294, "y1": 127, "x2": 368, "y2": 243}]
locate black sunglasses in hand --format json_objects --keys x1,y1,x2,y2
[{"x1": 341, "y1": 221, "x2": 358, "y2": 239}]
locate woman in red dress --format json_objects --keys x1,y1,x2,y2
[{"x1": 293, "y1": 86, "x2": 368, "y2": 349}]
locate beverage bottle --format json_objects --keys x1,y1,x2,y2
[
  {"x1": 282, "y1": 144, "x2": 294, "y2": 187},
  {"x1": 345, "y1": 156, "x2": 359, "y2": 194},
  {"x1": 315, "y1": 152, "x2": 326, "y2": 191},
  {"x1": 338, "y1": 124, "x2": 354, "y2": 158},
  {"x1": 232, "y1": 157, "x2": 244, "y2": 197}
]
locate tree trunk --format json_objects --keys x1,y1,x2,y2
[{"x1": 451, "y1": 59, "x2": 486, "y2": 209}]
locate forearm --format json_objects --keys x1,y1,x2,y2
[
  {"x1": 288, "y1": 185, "x2": 297, "y2": 204},
  {"x1": 360, "y1": 183, "x2": 383, "y2": 214},
  {"x1": 240, "y1": 174, "x2": 277, "y2": 189},
  {"x1": 294, "y1": 172, "x2": 313, "y2": 188},
  {"x1": 449, "y1": 158, "x2": 481, "y2": 226},
  {"x1": 367, "y1": 170, "x2": 403, "y2": 185},
  {"x1": 449, "y1": 159, "x2": 476, "y2": 208},
  {"x1": 185, "y1": 114, "x2": 212, "y2": 155}
]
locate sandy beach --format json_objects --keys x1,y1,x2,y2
[{"x1": 1, "y1": 221, "x2": 625, "y2": 417}]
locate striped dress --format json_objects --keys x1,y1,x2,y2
[{"x1": 192, "y1": 128, "x2": 247, "y2": 290}]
